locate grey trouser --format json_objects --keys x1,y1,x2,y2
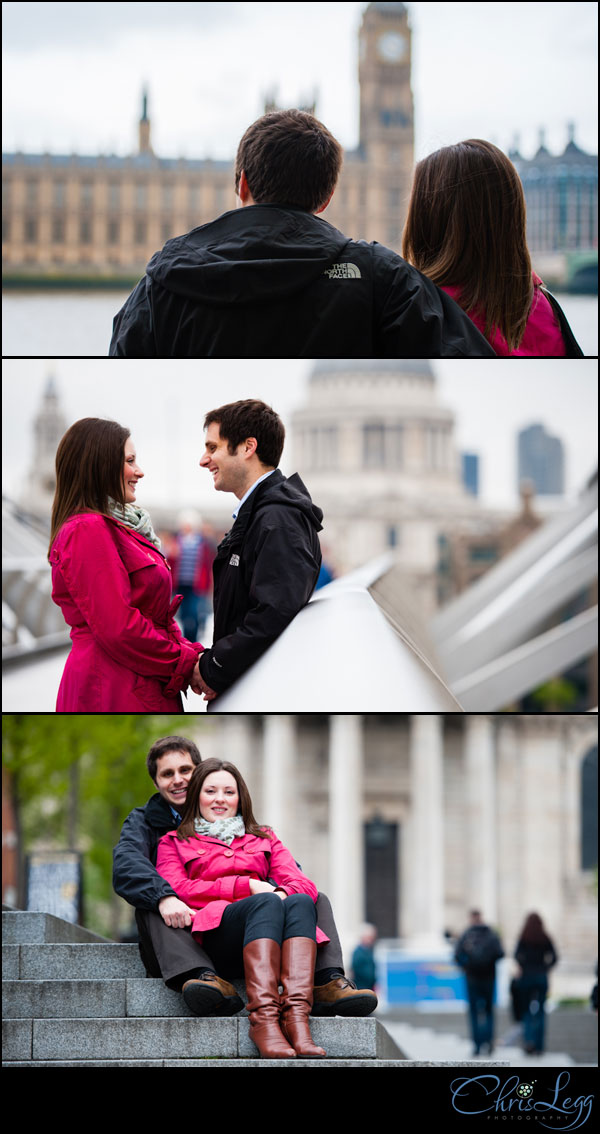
[{"x1": 136, "y1": 891, "x2": 344, "y2": 990}]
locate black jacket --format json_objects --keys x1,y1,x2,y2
[
  {"x1": 112, "y1": 792, "x2": 178, "y2": 911},
  {"x1": 109, "y1": 205, "x2": 496, "y2": 359},
  {"x1": 199, "y1": 469, "x2": 323, "y2": 694},
  {"x1": 455, "y1": 924, "x2": 505, "y2": 979}
]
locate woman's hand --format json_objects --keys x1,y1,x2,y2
[
  {"x1": 248, "y1": 879, "x2": 286, "y2": 899},
  {"x1": 248, "y1": 879, "x2": 276, "y2": 895}
]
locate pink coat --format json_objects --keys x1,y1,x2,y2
[
  {"x1": 156, "y1": 828, "x2": 330, "y2": 945},
  {"x1": 441, "y1": 275, "x2": 567, "y2": 357},
  {"x1": 50, "y1": 513, "x2": 202, "y2": 711}
]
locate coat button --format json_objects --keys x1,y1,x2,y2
[
  {"x1": 224, "y1": 849, "x2": 234, "y2": 858},
  {"x1": 197, "y1": 848, "x2": 206, "y2": 855}
]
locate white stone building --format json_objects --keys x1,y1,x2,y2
[
  {"x1": 185, "y1": 712, "x2": 598, "y2": 995},
  {"x1": 291, "y1": 359, "x2": 490, "y2": 613}
]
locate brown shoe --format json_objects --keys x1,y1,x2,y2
[
  {"x1": 243, "y1": 938, "x2": 297, "y2": 1059},
  {"x1": 311, "y1": 976, "x2": 378, "y2": 1017},
  {"x1": 280, "y1": 938, "x2": 326, "y2": 1058},
  {"x1": 182, "y1": 973, "x2": 243, "y2": 1017}
]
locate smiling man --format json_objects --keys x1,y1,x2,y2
[
  {"x1": 113, "y1": 734, "x2": 377, "y2": 1018},
  {"x1": 191, "y1": 399, "x2": 323, "y2": 703}
]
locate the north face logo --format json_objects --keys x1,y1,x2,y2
[
  {"x1": 229, "y1": 554, "x2": 240, "y2": 567},
  {"x1": 324, "y1": 263, "x2": 362, "y2": 279}
]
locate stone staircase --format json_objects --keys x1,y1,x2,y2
[
  {"x1": 3, "y1": 911, "x2": 512, "y2": 1067},
  {"x1": 2, "y1": 910, "x2": 406, "y2": 1067}
]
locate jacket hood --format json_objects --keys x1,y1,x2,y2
[
  {"x1": 146, "y1": 205, "x2": 351, "y2": 307},
  {"x1": 252, "y1": 469, "x2": 323, "y2": 532}
]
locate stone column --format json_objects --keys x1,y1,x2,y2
[
  {"x1": 218, "y1": 715, "x2": 256, "y2": 788},
  {"x1": 328, "y1": 715, "x2": 363, "y2": 954},
  {"x1": 262, "y1": 715, "x2": 296, "y2": 848},
  {"x1": 464, "y1": 715, "x2": 497, "y2": 923},
  {"x1": 519, "y1": 719, "x2": 564, "y2": 934},
  {"x1": 408, "y1": 714, "x2": 445, "y2": 944}
]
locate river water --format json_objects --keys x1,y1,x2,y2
[{"x1": 2, "y1": 289, "x2": 598, "y2": 357}]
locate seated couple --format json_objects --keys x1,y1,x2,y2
[{"x1": 113, "y1": 735, "x2": 377, "y2": 1060}]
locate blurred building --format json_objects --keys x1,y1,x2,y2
[
  {"x1": 437, "y1": 481, "x2": 544, "y2": 603},
  {"x1": 2, "y1": 2, "x2": 413, "y2": 279},
  {"x1": 511, "y1": 126, "x2": 598, "y2": 291},
  {"x1": 20, "y1": 374, "x2": 67, "y2": 518},
  {"x1": 518, "y1": 422, "x2": 566, "y2": 497},
  {"x1": 291, "y1": 358, "x2": 527, "y2": 614},
  {"x1": 183, "y1": 713, "x2": 598, "y2": 992},
  {"x1": 461, "y1": 453, "x2": 479, "y2": 497}
]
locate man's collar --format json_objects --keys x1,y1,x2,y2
[{"x1": 232, "y1": 468, "x2": 276, "y2": 519}]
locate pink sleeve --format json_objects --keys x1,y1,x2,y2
[
  {"x1": 51, "y1": 516, "x2": 201, "y2": 686},
  {"x1": 156, "y1": 836, "x2": 252, "y2": 908},
  {"x1": 265, "y1": 833, "x2": 319, "y2": 901}
]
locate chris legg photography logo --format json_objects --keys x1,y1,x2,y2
[{"x1": 449, "y1": 1071, "x2": 595, "y2": 1130}]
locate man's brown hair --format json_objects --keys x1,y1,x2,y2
[
  {"x1": 402, "y1": 139, "x2": 533, "y2": 352},
  {"x1": 235, "y1": 109, "x2": 343, "y2": 213},
  {"x1": 204, "y1": 399, "x2": 285, "y2": 468}
]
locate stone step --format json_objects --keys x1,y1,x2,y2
[
  {"x1": 3, "y1": 1015, "x2": 402, "y2": 1063},
  {"x1": 2, "y1": 910, "x2": 108, "y2": 945},
  {"x1": 3, "y1": 942, "x2": 146, "y2": 980},
  {"x1": 5, "y1": 1058, "x2": 504, "y2": 1068}
]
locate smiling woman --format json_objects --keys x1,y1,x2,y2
[{"x1": 47, "y1": 416, "x2": 204, "y2": 711}]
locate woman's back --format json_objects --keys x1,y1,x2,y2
[{"x1": 441, "y1": 278, "x2": 567, "y2": 357}]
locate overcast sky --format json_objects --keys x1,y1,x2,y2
[
  {"x1": 2, "y1": 2, "x2": 597, "y2": 162},
  {"x1": 2, "y1": 359, "x2": 597, "y2": 516}
]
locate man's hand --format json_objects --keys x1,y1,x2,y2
[
  {"x1": 158, "y1": 895, "x2": 196, "y2": 928},
  {"x1": 190, "y1": 660, "x2": 218, "y2": 702}
]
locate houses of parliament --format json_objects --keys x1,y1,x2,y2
[
  {"x1": 2, "y1": 3, "x2": 414, "y2": 279},
  {"x1": 4, "y1": 1, "x2": 596, "y2": 283}
]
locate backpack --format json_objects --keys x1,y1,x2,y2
[{"x1": 456, "y1": 926, "x2": 502, "y2": 973}]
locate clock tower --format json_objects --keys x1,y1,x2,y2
[{"x1": 358, "y1": 2, "x2": 414, "y2": 249}]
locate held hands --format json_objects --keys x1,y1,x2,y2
[
  {"x1": 248, "y1": 879, "x2": 286, "y2": 899},
  {"x1": 158, "y1": 895, "x2": 196, "y2": 928},
  {"x1": 190, "y1": 659, "x2": 217, "y2": 702}
]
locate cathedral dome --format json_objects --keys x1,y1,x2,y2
[{"x1": 311, "y1": 358, "x2": 434, "y2": 378}]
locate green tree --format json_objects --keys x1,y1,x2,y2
[{"x1": 2, "y1": 714, "x2": 185, "y2": 937}]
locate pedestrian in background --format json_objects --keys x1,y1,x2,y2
[
  {"x1": 455, "y1": 909, "x2": 504, "y2": 1056},
  {"x1": 514, "y1": 912, "x2": 558, "y2": 1055},
  {"x1": 351, "y1": 923, "x2": 378, "y2": 990},
  {"x1": 171, "y1": 512, "x2": 216, "y2": 642}
]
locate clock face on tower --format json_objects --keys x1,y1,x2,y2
[{"x1": 377, "y1": 31, "x2": 407, "y2": 62}]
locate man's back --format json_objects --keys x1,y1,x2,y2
[{"x1": 109, "y1": 205, "x2": 496, "y2": 359}]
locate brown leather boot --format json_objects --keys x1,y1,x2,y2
[
  {"x1": 243, "y1": 938, "x2": 297, "y2": 1059},
  {"x1": 280, "y1": 937, "x2": 326, "y2": 1058}
]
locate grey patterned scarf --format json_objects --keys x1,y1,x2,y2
[
  {"x1": 194, "y1": 815, "x2": 245, "y2": 845},
  {"x1": 108, "y1": 499, "x2": 161, "y2": 549}
]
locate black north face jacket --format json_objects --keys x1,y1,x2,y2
[
  {"x1": 113, "y1": 793, "x2": 178, "y2": 911},
  {"x1": 199, "y1": 469, "x2": 323, "y2": 694},
  {"x1": 108, "y1": 205, "x2": 496, "y2": 359}
]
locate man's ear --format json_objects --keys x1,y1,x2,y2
[
  {"x1": 243, "y1": 436, "x2": 258, "y2": 459},
  {"x1": 314, "y1": 190, "x2": 334, "y2": 215},
  {"x1": 238, "y1": 170, "x2": 253, "y2": 206}
]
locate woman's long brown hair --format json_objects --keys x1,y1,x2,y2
[
  {"x1": 48, "y1": 417, "x2": 130, "y2": 556},
  {"x1": 402, "y1": 139, "x2": 533, "y2": 351},
  {"x1": 177, "y1": 759, "x2": 271, "y2": 842}
]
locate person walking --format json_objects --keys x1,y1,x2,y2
[
  {"x1": 514, "y1": 912, "x2": 558, "y2": 1055},
  {"x1": 455, "y1": 910, "x2": 504, "y2": 1056}
]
